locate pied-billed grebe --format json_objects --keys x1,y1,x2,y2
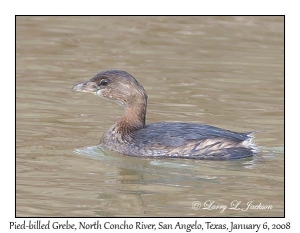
[{"x1": 73, "y1": 70, "x2": 257, "y2": 160}]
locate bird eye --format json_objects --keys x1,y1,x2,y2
[{"x1": 100, "y1": 78, "x2": 109, "y2": 86}]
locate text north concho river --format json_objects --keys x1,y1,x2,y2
[{"x1": 9, "y1": 220, "x2": 291, "y2": 232}]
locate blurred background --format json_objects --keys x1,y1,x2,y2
[{"x1": 16, "y1": 16, "x2": 284, "y2": 217}]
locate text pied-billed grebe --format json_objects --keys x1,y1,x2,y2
[{"x1": 73, "y1": 70, "x2": 257, "y2": 160}]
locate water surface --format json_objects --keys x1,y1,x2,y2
[{"x1": 16, "y1": 16, "x2": 284, "y2": 217}]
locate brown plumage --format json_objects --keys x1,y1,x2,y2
[{"x1": 73, "y1": 70, "x2": 257, "y2": 160}]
